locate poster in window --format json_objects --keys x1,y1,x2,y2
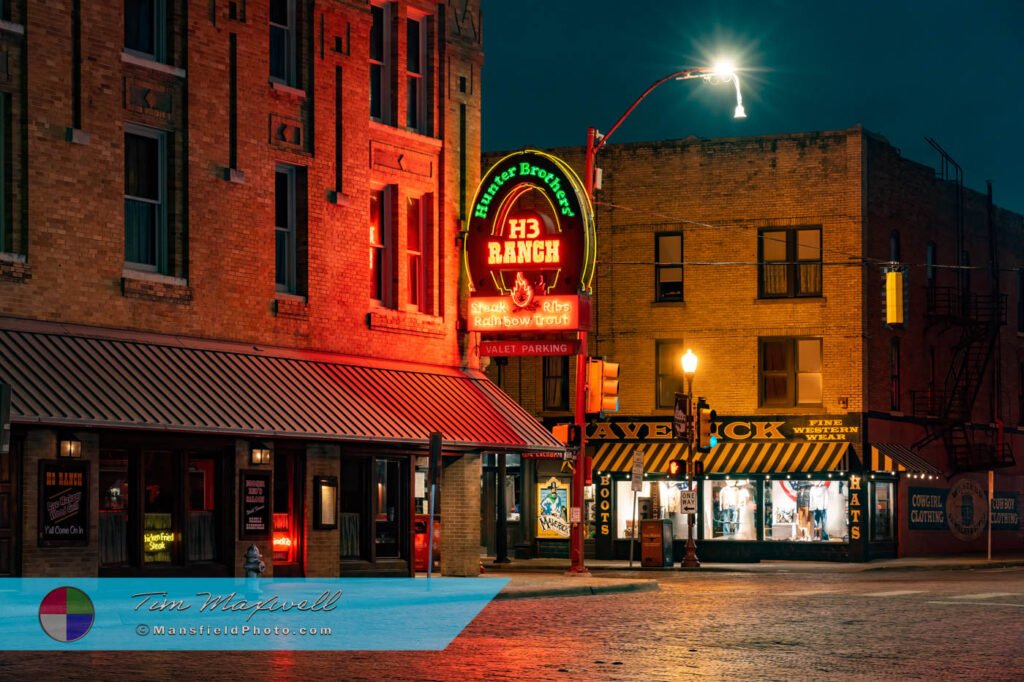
[
  {"x1": 38, "y1": 460, "x2": 89, "y2": 547},
  {"x1": 536, "y1": 477, "x2": 570, "y2": 539},
  {"x1": 239, "y1": 469, "x2": 271, "y2": 540}
]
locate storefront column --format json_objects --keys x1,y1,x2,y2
[
  {"x1": 441, "y1": 454, "x2": 482, "y2": 576},
  {"x1": 22, "y1": 429, "x2": 99, "y2": 577},
  {"x1": 304, "y1": 443, "x2": 340, "y2": 577},
  {"x1": 234, "y1": 439, "x2": 274, "y2": 577}
]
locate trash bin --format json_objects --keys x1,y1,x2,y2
[
  {"x1": 640, "y1": 518, "x2": 673, "y2": 567},
  {"x1": 414, "y1": 514, "x2": 441, "y2": 572}
]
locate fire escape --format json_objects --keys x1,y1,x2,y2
[{"x1": 909, "y1": 140, "x2": 1015, "y2": 473}]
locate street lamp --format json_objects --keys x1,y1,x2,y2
[
  {"x1": 680, "y1": 349, "x2": 701, "y2": 569},
  {"x1": 568, "y1": 62, "x2": 742, "y2": 576},
  {"x1": 583, "y1": 61, "x2": 746, "y2": 198}
]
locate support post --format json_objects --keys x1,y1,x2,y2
[
  {"x1": 567, "y1": 331, "x2": 590, "y2": 575},
  {"x1": 681, "y1": 381, "x2": 700, "y2": 569},
  {"x1": 495, "y1": 452, "x2": 509, "y2": 564}
]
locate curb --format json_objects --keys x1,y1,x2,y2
[
  {"x1": 495, "y1": 580, "x2": 660, "y2": 601},
  {"x1": 484, "y1": 560, "x2": 1024, "y2": 575}
]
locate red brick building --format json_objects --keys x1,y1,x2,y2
[
  {"x1": 0, "y1": 0, "x2": 561, "y2": 578},
  {"x1": 483, "y1": 127, "x2": 1024, "y2": 562}
]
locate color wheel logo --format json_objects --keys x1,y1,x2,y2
[{"x1": 39, "y1": 586, "x2": 95, "y2": 643}]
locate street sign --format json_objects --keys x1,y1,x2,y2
[
  {"x1": 680, "y1": 490, "x2": 697, "y2": 514},
  {"x1": 631, "y1": 447, "x2": 644, "y2": 492}
]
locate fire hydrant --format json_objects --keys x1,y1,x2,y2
[{"x1": 243, "y1": 544, "x2": 265, "y2": 578}]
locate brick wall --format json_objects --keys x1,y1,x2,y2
[
  {"x1": 304, "y1": 442, "x2": 340, "y2": 577},
  {"x1": 440, "y1": 453, "x2": 480, "y2": 576},
  {"x1": 0, "y1": 0, "x2": 482, "y2": 372},
  {"x1": 233, "y1": 439, "x2": 273, "y2": 577}
]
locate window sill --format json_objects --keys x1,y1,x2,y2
[
  {"x1": 273, "y1": 292, "x2": 309, "y2": 320},
  {"x1": 274, "y1": 291, "x2": 307, "y2": 304},
  {"x1": 121, "y1": 51, "x2": 187, "y2": 78},
  {"x1": 753, "y1": 296, "x2": 826, "y2": 304},
  {"x1": 368, "y1": 120, "x2": 443, "y2": 150},
  {"x1": 0, "y1": 20, "x2": 25, "y2": 35},
  {"x1": 0, "y1": 252, "x2": 30, "y2": 283},
  {"x1": 366, "y1": 308, "x2": 446, "y2": 337},
  {"x1": 651, "y1": 299, "x2": 685, "y2": 306},
  {"x1": 270, "y1": 81, "x2": 307, "y2": 100},
  {"x1": 121, "y1": 267, "x2": 192, "y2": 304}
]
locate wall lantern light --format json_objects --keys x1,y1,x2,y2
[
  {"x1": 250, "y1": 442, "x2": 272, "y2": 466},
  {"x1": 58, "y1": 433, "x2": 82, "y2": 458}
]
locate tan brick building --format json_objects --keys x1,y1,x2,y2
[
  {"x1": 482, "y1": 127, "x2": 1024, "y2": 562},
  {"x1": 0, "y1": 0, "x2": 561, "y2": 579}
]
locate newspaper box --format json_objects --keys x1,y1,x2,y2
[{"x1": 640, "y1": 518, "x2": 673, "y2": 567}]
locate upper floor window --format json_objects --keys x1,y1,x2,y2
[
  {"x1": 543, "y1": 356, "x2": 570, "y2": 411},
  {"x1": 124, "y1": 126, "x2": 168, "y2": 272},
  {"x1": 759, "y1": 227, "x2": 822, "y2": 298},
  {"x1": 405, "y1": 16, "x2": 426, "y2": 132},
  {"x1": 655, "y1": 232, "x2": 683, "y2": 301},
  {"x1": 406, "y1": 195, "x2": 426, "y2": 311},
  {"x1": 269, "y1": 0, "x2": 297, "y2": 86},
  {"x1": 926, "y1": 241, "x2": 936, "y2": 285},
  {"x1": 371, "y1": 187, "x2": 395, "y2": 306},
  {"x1": 125, "y1": 0, "x2": 167, "y2": 63},
  {"x1": 275, "y1": 165, "x2": 307, "y2": 294},
  {"x1": 656, "y1": 341, "x2": 686, "y2": 409},
  {"x1": 370, "y1": 3, "x2": 392, "y2": 123},
  {"x1": 0, "y1": 93, "x2": 9, "y2": 254},
  {"x1": 760, "y1": 337, "x2": 822, "y2": 407},
  {"x1": 1018, "y1": 269, "x2": 1024, "y2": 332},
  {"x1": 889, "y1": 230, "x2": 901, "y2": 262}
]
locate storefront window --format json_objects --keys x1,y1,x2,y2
[
  {"x1": 143, "y1": 451, "x2": 177, "y2": 563},
  {"x1": 615, "y1": 479, "x2": 693, "y2": 540},
  {"x1": 704, "y1": 479, "x2": 757, "y2": 540},
  {"x1": 340, "y1": 458, "x2": 367, "y2": 559},
  {"x1": 375, "y1": 458, "x2": 404, "y2": 558},
  {"x1": 187, "y1": 456, "x2": 216, "y2": 562},
  {"x1": 764, "y1": 479, "x2": 848, "y2": 542},
  {"x1": 273, "y1": 453, "x2": 299, "y2": 564},
  {"x1": 100, "y1": 452, "x2": 130, "y2": 565},
  {"x1": 872, "y1": 481, "x2": 894, "y2": 541}
]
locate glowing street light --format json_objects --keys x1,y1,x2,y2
[{"x1": 679, "y1": 348, "x2": 700, "y2": 569}]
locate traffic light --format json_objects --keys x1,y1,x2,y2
[
  {"x1": 669, "y1": 459, "x2": 687, "y2": 481},
  {"x1": 696, "y1": 398, "x2": 718, "y2": 453},
  {"x1": 885, "y1": 269, "x2": 904, "y2": 325},
  {"x1": 585, "y1": 357, "x2": 620, "y2": 415},
  {"x1": 552, "y1": 423, "x2": 582, "y2": 447}
]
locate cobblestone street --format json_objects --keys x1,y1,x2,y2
[{"x1": 3, "y1": 568, "x2": 1022, "y2": 680}]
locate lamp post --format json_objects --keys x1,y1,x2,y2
[
  {"x1": 567, "y1": 62, "x2": 742, "y2": 576},
  {"x1": 680, "y1": 349, "x2": 701, "y2": 569}
]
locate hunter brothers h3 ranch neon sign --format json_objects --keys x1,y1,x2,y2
[{"x1": 464, "y1": 150, "x2": 596, "y2": 334}]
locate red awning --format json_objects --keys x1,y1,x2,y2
[{"x1": 0, "y1": 318, "x2": 562, "y2": 453}]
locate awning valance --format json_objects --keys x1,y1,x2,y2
[
  {"x1": 592, "y1": 441, "x2": 850, "y2": 475},
  {"x1": 0, "y1": 318, "x2": 563, "y2": 453},
  {"x1": 870, "y1": 444, "x2": 942, "y2": 475}
]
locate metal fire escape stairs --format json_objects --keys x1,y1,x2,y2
[{"x1": 910, "y1": 142, "x2": 1015, "y2": 473}]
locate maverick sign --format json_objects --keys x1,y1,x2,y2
[
  {"x1": 587, "y1": 414, "x2": 861, "y2": 443},
  {"x1": 464, "y1": 150, "x2": 596, "y2": 334}
]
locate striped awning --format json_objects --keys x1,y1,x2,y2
[
  {"x1": 592, "y1": 441, "x2": 849, "y2": 475},
  {"x1": 870, "y1": 444, "x2": 942, "y2": 474},
  {"x1": 591, "y1": 441, "x2": 688, "y2": 474},
  {"x1": 0, "y1": 318, "x2": 563, "y2": 453},
  {"x1": 696, "y1": 442, "x2": 849, "y2": 473}
]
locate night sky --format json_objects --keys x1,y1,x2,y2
[{"x1": 482, "y1": 1, "x2": 1024, "y2": 214}]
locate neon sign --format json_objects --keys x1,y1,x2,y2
[
  {"x1": 144, "y1": 531, "x2": 175, "y2": 552},
  {"x1": 464, "y1": 150, "x2": 597, "y2": 336}
]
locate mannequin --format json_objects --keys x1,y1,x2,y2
[
  {"x1": 736, "y1": 483, "x2": 756, "y2": 540},
  {"x1": 719, "y1": 482, "x2": 739, "y2": 536},
  {"x1": 826, "y1": 481, "x2": 849, "y2": 540},
  {"x1": 796, "y1": 482, "x2": 812, "y2": 540},
  {"x1": 810, "y1": 482, "x2": 828, "y2": 540}
]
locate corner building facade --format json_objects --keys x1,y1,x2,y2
[
  {"x1": 483, "y1": 127, "x2": 1024, "y2": 563},
  {"x1": 0, "y1": 0, "x2": 561, "y2": 579}
]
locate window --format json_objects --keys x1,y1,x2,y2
[
  {"x1": 370, "y1": 187, "x2": 394, "y2": 305},
  {"x1": 1019, "y1": 363, "x2": 1024, "y2": 426},
  {"x1": 269, "y1": 0, "x2": 297, "y2": 86},
  {"x1": 0, "y1": 93, "x2": 9, "y2": 253},
  {"x1": 656, "y1": 341, "x2": 686, "y2": 409},
  {"x1": 871, "y1": 481, "x2": 894, "y2": 541},
  {"x1": 406, "y1": 195, "x2": 425, "y2": 310},
  {"x1": 759, "y1": 227, "x2": 822, "y2": 298},
  {"x1": 375, "y1": 458, "x2": 405, "y2": 558},
  {"x1": 760, "y1": 338, "x2": 822, "y2": 407},
  {"x1": 1018, "y1": 269, "x2": 1023, "y2": 332},
  {"x1": 762, "y1": 479, "x2": 849, "y2": 542},
  {"x1": 125, "y1": 0, "x2": 167, "y2": 62},
  {"x1": 615, "y1": 479, "x2": 693, "y2": 541},
  {"x1": 655, "y1": 232, "x2": 683, "y2": 301},
  {"x1": 889, "y1": 230, "x2": 901, "y2": 262},
  {"x1": 125, "y1": 127, "x2": 168, "y2": 272},
  {"x1": 406, "y1": 16, "x2": 426, "y2": 132},
  {"x1": 543, "y1": 356, "x2": 569, "y2": 411},
  {"x1": 369, "y1": 3, "x2": 392, "y2": 123},
  {"x1": 890, "y1": 337, "x2": 901, "y2": 411},
  {"x1": 275, "y1": 165, "x2": 307, "y2": 294}
]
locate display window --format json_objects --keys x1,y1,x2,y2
[
  {"x1": 871, "y1": 481, "x2": 894, "y2": 541},
  {"x1": 614, "y1": 478, "x2": 693, "y2": 540},
  {"x1": 764, "y1": 479, "x2": 848, "y2": 542},
  {"x1": 703, "y1": 479, "x2": 757, "y2": 540}
]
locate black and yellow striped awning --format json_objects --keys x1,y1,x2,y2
[
  {"x1": 870, "y1": 444, "x2": 942, "y2": 474},
  {"x1": 592, "y1": 441, "x2": 850, "y2": 474},
  {"x1": 591, "y1": 441, "x2": 689, "y2": 474}
]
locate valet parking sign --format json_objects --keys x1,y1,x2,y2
[{"x1": 464, "y1": 150, "x2": 596, "y2": 337}]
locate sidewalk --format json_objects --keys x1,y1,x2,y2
[
  {"x1": 489, "y1": 572, "x2": 660, "y2": 600},
  {"x1": 484, "y1": 553, "x2": 1024, "y2": 575}
]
